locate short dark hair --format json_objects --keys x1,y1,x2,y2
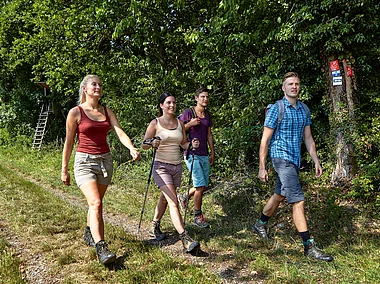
[
  {"x1": 196, "y1": 87, "x2": 209, "y2": 97},
  {"x1": 282, "y1": 72, "x2": 300, "y2": 85}
]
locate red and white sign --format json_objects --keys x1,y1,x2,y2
[
  {"x1": 346, "y1": 66, "x2": 353, "y2": 77},
  {"x1": 330, "y1": 60, "x2": 339, "y2": 71}
]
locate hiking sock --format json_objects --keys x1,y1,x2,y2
[
  {"x1": 259, "y1": 213, "x2": 270, "y2": 224},
  {"x1": 299, "y1": 231, "x2": 311, "y2": 244},
  {"x1": 194, "y1": 209, "x2": 202, "y2": 217}
]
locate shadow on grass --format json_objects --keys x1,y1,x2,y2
[
  {"x1": 105, "y1": 254, "x2": 128, "y2": 271},
  {"x1": 194, "y1": 174, "x2": 376, "y2": 258}
]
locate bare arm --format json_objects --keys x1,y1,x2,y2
[
  {"x1": 258, "y1": 127, "x2": 274, "y2": 182},
  {"x1": 142, "y1": 119, "x2": 160, "y2": 150},
  {"x1": 207, "y1": 127, "x2": 215, "y2": 165},
  {"x1": 184, "y1": 117, "x2": 200, "y2": 131},
  {"x1": 179, "y1": 120, "x2": 199, "y2": 149},
  {"x1": 61, "y1": 107, "x2": 80, "y2": 186},
  {"x1": 108, "y1": 108, "x2": 140, "y2": 161},
  {"x1": 304, "y1": 125, "x2": 322, "y2": 178}
]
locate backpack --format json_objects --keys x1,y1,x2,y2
[
  {"x1": 178, "y1": 107, "x2": 198, "y2": 157},
  {"x1": 266, "y1": 99, "x2": 310, "y2": 139}
]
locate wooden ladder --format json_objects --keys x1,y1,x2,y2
[{"x1": 32, "y1": 103, "x2": 52, "y2": 151}]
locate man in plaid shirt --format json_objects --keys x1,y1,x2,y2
[{"x1": 253, "y1": 72, "x2": 333, "y2": 262}]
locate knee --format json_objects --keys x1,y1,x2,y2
[
  {"x1": 196, "y1": 186, "x2": 206, "y2": 194},
  {"x1": 89, "y1": 198, "x2": 102, "y2": 211},
  {"x1": 292, "y1": 200, "x2": 305, "y2": 209},
  {"x1": 166, "y1": 198, "x2": 179, "y2": 210},
  {"x1": 273, "y1": 194, "x2": 285, "y2": 202},
  {"x1": 159, "y1": 194, "x2": 168, "y2": 204}
]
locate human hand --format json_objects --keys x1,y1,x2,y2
[
  {"x1": 209, "y1": 153, "x2": 215, "y2": 166},
  {"x1": 143, "y1": 136, "x2": 161, "y2": 148},
  {"x1": 61, "y1": 170, "x2": 71, "y2": 186},
  {"x1": 191, "y1": 138, "x2": 199, "y2": 149},
  {"x1": 190, "y1": 117, "x2": 201, "y2": 127},
  {"x1": 258, "y1": 168, "x2": 268, "y2": 182},
  {"x1": 151, "y1": 137, "x2": 161, "y2": 148},
  {"x1": 315, "y1": 163, "x2": 322, "y2": 178},
  {"x1": 130, "y1": 148, "x2": 141, "y2": 161}
]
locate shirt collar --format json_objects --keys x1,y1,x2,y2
[{"x1": 282, "y1": 97, "x2": 301, "y2": 109}]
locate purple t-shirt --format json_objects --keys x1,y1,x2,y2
[{"x1": 179, "y1": 108, "x2": 212, "y2": 156}]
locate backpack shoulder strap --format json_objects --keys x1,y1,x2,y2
[
  {"x1": 299, "y1": 101, "x2": 310, "y2": 118},
  {"x1": 189, "y1": 107, "x2": 197, "y2": 118},
  {"x1": 273, "y1": 99, "x2": 284, "y2": 140},
  {"x1": 276, "y1": 99, "x2": 284, "y2": 125}
]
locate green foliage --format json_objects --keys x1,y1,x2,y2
[{"x1": 0, "y1": 0, "x2": 379, "y2": 204}]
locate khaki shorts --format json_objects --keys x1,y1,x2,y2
[
  {"x1": 153, "y1": 161, "x2": 182, "y2": 188},
  {"x1": 74, "y1": 152, "x2": 113, "y2": 187}
]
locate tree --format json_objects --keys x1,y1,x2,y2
[{"x1": 272, "y1": 0, "x2": 380, "y2": 183}]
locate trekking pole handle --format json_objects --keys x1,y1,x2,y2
[{"x1": 143, "y1": 136, "x2": 161, "y2": 148}]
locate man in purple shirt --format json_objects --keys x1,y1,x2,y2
[{"x1": 179, "y1": 87, "x2": 215, "y2": 228}]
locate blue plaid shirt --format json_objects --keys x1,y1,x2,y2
[{"x1": 264, "y1": 97, "x2": 311, "y2": 168}]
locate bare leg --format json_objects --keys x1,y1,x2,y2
[
  {"x1": 262, "y1": 193, "x2": 285, "y2": 217},
  {"x1": 153, "y1": 193, "x2": 168, "y2": 221},
  {"x1": 80, "y1": 181, "x2": 108, "y2": 243},
  {"x1": 193, "y1": 186, "x2": 206, "y2": 211},
  {"x1": 160, "y1": 184, "x2": 185, "y2": 234},
  {"x1": 186, "y1": 187, "x2": 196, "y2": 198},
  {"x1": 292, "y1": 200, "x2": 308, "y2": 232}
]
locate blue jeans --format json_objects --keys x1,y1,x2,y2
[{"x1": 272, "y1": 158, "x2": 304, "y2": 204}]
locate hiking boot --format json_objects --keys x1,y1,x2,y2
[
  {"x1": 193, "y1": 214, "x2": 210, "y2": 228},
  {"x1": 84, "y1": 226, "x2": 95, "y2": 247},
  {"x1": 180, "y1": 231, "x2": 200, "y2": 253},
  {"x1": 304, "y1": 239, "x2": 334, "y2": 262},
  {"x1": 96, "y1": 240, "x2": 116, "y2": 264},
  {"x1": 148, "y1": 221, "x2": 167, "y2": 241},
  {"x1": 253, "y1": 221, "x2": 269, "y2": 240},
  {"x1": 177, "y1": 193, "x2": 188, "y2": 211}
]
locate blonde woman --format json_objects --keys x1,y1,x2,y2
[{"x1": 61, "y1": 75, "x2": 140, "y2": 264}]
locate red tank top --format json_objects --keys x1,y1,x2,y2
[{"x1": 76, "y1": 106, "x2": 111, "y2": 154}]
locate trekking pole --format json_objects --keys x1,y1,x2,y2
[
  {"x1": 183, "y1": 144, "x2": 195, "y2": 227},
  {"x1": 138, "y1": 137, "x2": 160, "y2": 233}
]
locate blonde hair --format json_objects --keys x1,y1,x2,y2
[
  {"x1": 282, "y1": 72, "x2": 300, "y2": 86},
  {"x1": 78, "y1": 74, "x2": 101, "y2": 105}
]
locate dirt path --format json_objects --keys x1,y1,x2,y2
[{"x1": 2, "y1": 171, "x2": 260, "y2": 284}]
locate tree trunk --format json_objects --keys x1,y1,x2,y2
[{"x1": 325, "y1": 56, "x2": 358, "y2": 185}]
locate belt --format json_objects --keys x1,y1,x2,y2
[{"x1": 78, "y1": 152, "x2": 110, "y2": 178}]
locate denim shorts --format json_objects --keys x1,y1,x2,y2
[
  {"x1": 153, "y1": 161, "x2": 182, "y2": 188},
  {"x1": 272, "y1": 158, "x2": 304, "y2": 204},
  {"x1": 74, "y1": 152, "x2": 113, "y2": 187},
  {"x1": 185, "y1": 155, "x2": 210, "y2": 188}
]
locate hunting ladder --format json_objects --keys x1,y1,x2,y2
[{"x1": 32, "y1": 102, "x2": 52, "y2": 151}]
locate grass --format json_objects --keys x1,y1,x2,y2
[
  {"x1": 0, "y1": 238, "x2": 25, "y2": 284},
  {"x1": 0, "y1": 144, "x2": 380, "y2": 283}
]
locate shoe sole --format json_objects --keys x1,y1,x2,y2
[
  {"x1": 305, "y1": 253, "x2": 334, "y2": 262},
  {"x1": 193, "y1": 222, "x2": 210, "y2": 229},
  {"x1": 185, "y1": 242, "x2": 200, "y2": 253},
  {"x1": 148, "y1": 233, "x2": 167, "y2": 241},
  {"x1": 99, "y1": 254, "x2": 116, "y2": 265}
]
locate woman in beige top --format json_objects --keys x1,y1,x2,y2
[{"x1": 142, "y1": 92, "x2": 201, "y2": 253}]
